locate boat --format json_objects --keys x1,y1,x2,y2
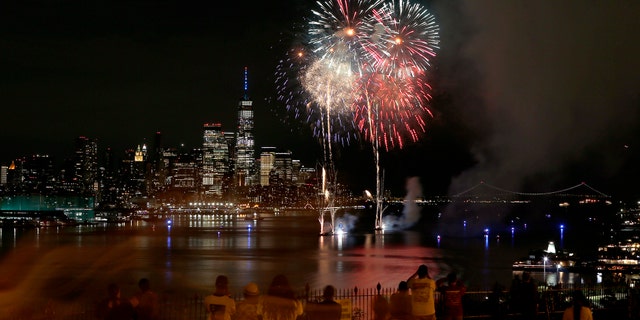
[
  {"x1": 142, "y1": 214, "x2": 171, "y2": 225},
  {"x1": 243, "y1": 212, "x2": 264, "y2": 221},
  {"x1": 512, "y1": 241, "x2": 579, "y2": 271},
  {"x1": 94, "y1": 210, "x2": 132, "y2": 223}
]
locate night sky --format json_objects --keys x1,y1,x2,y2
[{"x1": 1, "y1": 1, "x2": 639, "y2": 199}]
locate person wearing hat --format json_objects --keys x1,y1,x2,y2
[
  {"x1": 204, "y1": 275, "x2": 236, "y2": 320},
  {"x1": 233, "y1": 282, "x2": 261, "y2": 320}
]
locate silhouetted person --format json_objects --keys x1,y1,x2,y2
[
  {"x1": 509, "y1": 275, "x2": 521, "y2": 315},
  {"x1": 257, "y1": 274, "x2": 303, "y2": 320},
  {"x1": 517, "y1": 272, "x2": 538, "y2": 320},
  {"x1": 389, "y1": 281, "x2": 413, "y2": 320},
  {"x1": 96, "y1": 283, "x2": 135, "y2": 320},
  {"x1": 130, "y1": 278, "x2": 159, "y2": 320},
  {"x1": 489, "y1": 282, "x2": 507, "y2": 320},
  {"x1": 562, "y1": 291, "x2": 592, "y2": 320},
  {"x1": 305, "y1": 285, "x2": 342, "y2": 320}
]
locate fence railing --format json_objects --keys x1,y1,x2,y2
[{"x1": 2, "y1": 283, "x2": 635, "y2": 320}]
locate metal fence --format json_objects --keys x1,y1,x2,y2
[{"x1": 2, "y1": 283, "x2": 635, "y2": 320}]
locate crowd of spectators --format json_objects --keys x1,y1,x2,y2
[{"x1": 96, "y1": 267, "x2": 595, "y2": 320}]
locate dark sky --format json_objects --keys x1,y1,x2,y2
[{"x1": 1, "y1": 1, "x2": 640, "y2": 199}]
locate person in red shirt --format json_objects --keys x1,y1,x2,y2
[{"x1": 436, "y1": 272, "x2": 466, "y2": 320}]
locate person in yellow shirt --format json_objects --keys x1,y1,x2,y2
[{"x1": 407, "y1": 264, "x2": 436, "y2": 320}]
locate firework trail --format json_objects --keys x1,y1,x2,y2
[
  {"x1": 302, "y1": 55, "x2": 356, "y2": 168},
  {"x1": 274, "y1": 39, "x2": 359, "y2": 166}
]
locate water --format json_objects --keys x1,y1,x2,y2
[{"x1": 0, "y1": 210, "x2": 596, "y2": 307}]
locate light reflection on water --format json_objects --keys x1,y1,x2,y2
[{"x1": 0, "y1": 211, "x2": 594, "y2": 308}]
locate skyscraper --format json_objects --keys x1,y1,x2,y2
[
  {"x1": 202, "y1": 123, "x2": 230, "y2": 196},
  {"x1": 74, "y1": 136, "x2": 98, "y2": 194},
  {"x1": 235, "y1": 67, "x2": 256, "y2": 187},
  {"x1": 259, "y1": 147, "x2": 277, "y2": 186}
]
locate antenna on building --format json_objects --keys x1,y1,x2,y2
[{"x1": 243, "y1": 66, "x2": 249, "y2": 100}]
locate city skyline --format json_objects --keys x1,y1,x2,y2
[{"x1": 2, "y1": 1, "x2": 640, "y2": 199}]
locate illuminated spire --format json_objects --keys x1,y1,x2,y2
[{"x1": 243, "y1": 66, "x2": 249, "y2": 100}]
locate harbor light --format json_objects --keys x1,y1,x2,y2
[{"x1": 543, "y1": 256, "x2": 549, "y2": 281}]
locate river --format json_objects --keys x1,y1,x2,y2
[{"x1": 0, "y1": 209, "x2": 601, "y2": 307}]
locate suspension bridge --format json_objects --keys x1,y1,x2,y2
[{"x1": 450, "y1": 181, "x2": 611, "y2": 199}]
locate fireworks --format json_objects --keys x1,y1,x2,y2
[
  {"x1": 353, "y1": 0, "x2": 439, "y2": 151},
  {"x1": 275, "y1": 40, "x2": 359, "y2": 149},
  {"x1": 374, "y1": 0, "x2": 439, "y2": 76},
  {"x1": 276, "y1": 0, "x2": 439, "y2": 161},
  {"x1": 355, "y1": 68, "x2": 433, "y2": 150}
]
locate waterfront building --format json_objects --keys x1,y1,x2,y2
[
  {"x1": 234, "y1": 67, "x2": 256, "y2": 187},
  {"x1": 272, "y1": 150, "x2": 293, "y2": 185},
  {"x1": 170, "y1": 149, "x2": 201, "y2": 191},
  {"x1": 202, "y1": 123, "x2": 231, "y2": 196},
  {"x1": 260, "y1": 147, "x2": 277, "y2": 186},
  {"x1": 9, "y1": 154, "x2": 56, "y2": 194},
  {"x1": 0, "y1": 194, "x2": 95, "y2": 222},
  {"x1": 120, "y1": 147, "x2": 147, "y2": 200}
]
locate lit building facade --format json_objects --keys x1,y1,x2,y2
[
  {"x1": 171, "y1": 150, "x2": 199, "y2": 190},
  {"x1": 260, "y1": 147, "x2": 277, "y2": 186},
  {"x1": 202, "y1": 123, "x2": 230, "y2": 196},
  {"x1": 272, "y1": 150, "x2": 293, "y2": 185}
]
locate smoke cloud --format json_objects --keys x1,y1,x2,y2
[
  {"x1": 433, "y1": 0, "x2": 640, "y2": 199},
  {"x1": 383, "y1": 177, "x2": 423, "y2": 230}
]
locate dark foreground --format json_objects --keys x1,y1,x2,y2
[{"x1": 2, "y1": 283, "x2": 638, "y2": 320}]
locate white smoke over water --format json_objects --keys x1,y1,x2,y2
[
  {"x1": 383, "y1": 177, "x2": 423, "y2": 230},
  {"x1": 430, "y1": 0, "x2": 640, "y2": 225},
  {"x1": 335, "y1": 213, "x2": 359, "y2": 233}
]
